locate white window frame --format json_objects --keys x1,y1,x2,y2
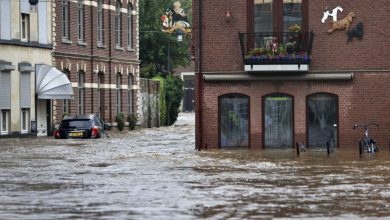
[
  {"x1": 78, "y1": 71, "x2": 85, "y2": 115},
  {"x1": 77, "y1": 0, "x2": 84, "y2": 43},
  {"x1": 21, "y1": 13, "x2": 30, "y2": 42},
  {"x1": 21, "y1": 108, "x2": 29, "y2": 134},
  {"x1": 116, "y1": 73, "x2": 122, "y2": 114},
  {"x1": 127, "y1": 4, "x2": 133, "y2": 50},
  {"x1": 97, "y1": 0, "x2": 104, "y2": 46},
  {"x1": 63, "y1": 71, "x2": 70, "y2": 114},
  {"x1": 1, "y1": 110, "x2": 10, "y2": 135},
  {"x1": 62, "y1": 0, "x2": 69, "y2": 40},
  {"x1": 128, "y1": 74, "x2": 133, "y2": 113},
  {"x1": 115, "y1": 1, "x2": 122, "y2": 47}
]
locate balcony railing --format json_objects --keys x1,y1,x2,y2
[{"x1": 239, "y1": 32, "x2": 314, "y2": 71}]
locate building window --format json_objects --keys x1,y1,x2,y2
[
  {"x1": 263, "y1": 94, "x2": 293, "y2": 148},
  {"x1": 78, "y1": 71, "x2": 85, "y2": 115},
  {"x1": 21, "y1": 13, "x2": 30, "y2": 42},
  {"x1": 128, "y1": 74, "x2": 133, "y2": 113},
  {"x1": 97, "y1": 0, "x2": 104, "y2": 46},
  {"x1": 77, "y1": 0, "x2": 84, "y2": 43},
  {"x1": 116, "y1": 73, "x2": 122, "y2": 114},
  {"x1": 115, "y1": 0, "x2": 122, "y2": 47},
  {"x1": 63, "y1": 70, "x2": 70, "y2": 114},
  {"x1": 219, "y1": 94, "x2": 249, "y2": 148},
  {"x1": 97, "y1": 72, "x2": 104, "y2": 114},
  {"x1": 62, "y1": 0, "x2": 69, "y2": 40},
  {"x1": 1, "y1": 110, "x2": 10, "y2": 135},
  {"x1": 252, "y1": 0, "x2": 304, "y2": 32},
  {"x1": 127, "y1": 4, "x2": 133, "y2": 50},
  {"x1": 21, "y1": 108, "x2": 30, "y2": 134}
]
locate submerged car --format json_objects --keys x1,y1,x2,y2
[{"x1": 54, "y1": 114, "x2": 109, "y2": 139}]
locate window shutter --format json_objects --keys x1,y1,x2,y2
[
  {"x1": 20, "y1": 72, "x2": 31, "y2": 108},
  {"x1": 0, "y1": 72, "x2": 11, "y2": 109}
]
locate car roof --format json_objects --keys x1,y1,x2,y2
[{"x1": 63, "y1": 114, "x2": 97, "y2": 120}]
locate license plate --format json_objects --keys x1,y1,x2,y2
[{"x1": 69, "y1": 132, "x2": 83, "y2": 137}]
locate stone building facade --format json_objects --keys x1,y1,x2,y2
[
  {"x1": 0, "y1": 0, "x2": 53, "y2": 137},
  {"x1": 53, "y1": 0, "x2": 140, "y2": 127},
  {"x1": 193, "y1": 0, "x2": 390, "y2": 150}
]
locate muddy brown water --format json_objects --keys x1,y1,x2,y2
[{"x1": 1, "y1": 114, "x2": 390, "y2": 219}]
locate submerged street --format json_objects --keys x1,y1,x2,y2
[{"x1": 1, "y1": 113, "x2": 390, "y2": 219}]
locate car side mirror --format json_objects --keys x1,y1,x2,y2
[{"x1": 104, "y1": 124, "x2": 110, "y2": 130}]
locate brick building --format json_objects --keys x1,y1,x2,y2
[
  {"x1": 53, "y1": 0, "x2": 140, "y2": 128},
  {"x1": 193, "y1": 1, "x2": 390, "y2": 150}
]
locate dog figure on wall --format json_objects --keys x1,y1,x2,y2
[
  {"x1": 328, "y1": 12, "x2": 355, "y2": 34},
  {"x1": 321, "y1": 6, "x2": 343, "y2": 23},
  {"x1": 347, "y1": 22, "x2": 364, "y2": 41}
]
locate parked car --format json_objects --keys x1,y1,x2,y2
[{"x1": 54, "y1": 114, "x2": 109, "y2": 139}]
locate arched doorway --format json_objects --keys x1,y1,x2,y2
[
  {"x1": 263, "y1": 94, "x2": 293, "y2": 148},
  {"x1": 307, "y1": 93, "x2": 338, "y2": 148},
  {"x1": 219, "y1": 93, "x2": 249, "y2": 148}
]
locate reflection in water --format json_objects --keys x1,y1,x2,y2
[{"x1": 1, "y1": 113, "x2": 390, "y2": 219}]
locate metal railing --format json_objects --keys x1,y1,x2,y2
[{"x1": 239, "y1": 32, "x2": 314, "y2": 65}]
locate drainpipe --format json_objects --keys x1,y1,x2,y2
[
  {"x1": 196, "y1": 0, "x2": 203, "y2": 151},
  {"x1": 108, "y1": 5, "x2": 113, "y2": 123},
  {"x1": 90, "y1": 2, "x2": 94, "y2": 114}
]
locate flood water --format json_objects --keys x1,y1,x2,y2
[{"x1": 1, "y1": 113, "x2": 390, "y2": 219}]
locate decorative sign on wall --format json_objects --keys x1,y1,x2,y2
[{"x1": 161, "y1": 1, "x2": 192, "y2": 41}]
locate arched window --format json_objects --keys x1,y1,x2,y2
[
  {"x1": 263, "y1": 93, "x2": 293, "y2": 148},
  {"x1": 219, "y1": 93, "x2": 249, "y2": 148},
  {"x1": 307, "y1": 93, "x2": 338, "y2": 148}
]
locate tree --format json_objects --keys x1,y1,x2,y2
[{"x1": 139, "y1": 0, "x2": 192, "y2": 78}]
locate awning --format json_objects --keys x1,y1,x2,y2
[{"x1": 36, "y1": 64, "x2": 74, "y2": 99}]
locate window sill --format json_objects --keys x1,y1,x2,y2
[
  {"x1": 115, "y1": 45, "x2": 124, "y2": 51},
  {"x1": 62, "y1": 39, "x2": 73, "y2": 44},
  {"x1": 78, "y1": 40, "x2": 87, "y2": 46},
  {"x1": 127, "y1": 46, "x2": 135, "y2": 52},
  {"x1": 97, "y1": 42, "x2": 106, "y2": 48}
]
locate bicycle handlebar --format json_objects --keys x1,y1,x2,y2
[{"x1": 353, "y1": 122, "x2": 379, "y2": 129}]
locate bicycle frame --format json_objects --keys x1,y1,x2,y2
[{"x1": 353, "y1": 123, "x2": 379, "y2": 154}]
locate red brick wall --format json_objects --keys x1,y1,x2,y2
[
  {"x1": 53, "y1": 0, "x2": 139, "y2": 125},
  {"x1": 193, "y1": 0, "x2": 390, "y2": 149}
]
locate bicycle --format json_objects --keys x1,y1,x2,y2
[{"x1": 353, "y1": 122, "x2": 379, "y2": 154}]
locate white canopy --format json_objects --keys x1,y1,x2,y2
[{"x1": 36, "y1": 64, "x2": 74, "y2": 100}]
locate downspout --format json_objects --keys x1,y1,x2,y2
[
  {"x1": 108, "y1": 5, "x2": 113, "y2": 123},
  {"x1": 196, "y1": 0, "x2": 203, "y2": 150},
  {"x1": 90, "y1": 2, "x2": 94, "y2": 114}
]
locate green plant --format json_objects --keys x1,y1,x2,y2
[
  {"x1": 127, "y1": 113, "x2": 137, "y2": 130},
  {"x1": 153, "y1": 75, "x2": 167, "y2": 125},
  {"x1": 115, "y1": 112, "x2": 126, "y2": 131},
  {"x1": 62, "y1": 112, "x2": 69, "y2": 119},
  {"x1": 164, "y1": 74, "x2": 184, "y2": 126}
]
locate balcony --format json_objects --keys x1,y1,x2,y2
[{"x1": 239, "y1": 32, "x2": 314, "y2": 72}]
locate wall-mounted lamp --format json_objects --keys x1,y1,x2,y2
[{"x1": 225, "y1": 9, "x2": 232, "y2": 22}]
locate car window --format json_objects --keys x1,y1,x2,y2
[
  {"x1": 94, "y1": 117, "x2": 101, "y2": 127},
  {"x1": 61, "y1": 120, "x2": 92, "y2": 129}
]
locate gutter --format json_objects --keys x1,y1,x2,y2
[{"x1": 203, "y1": 73, "x2": 354, "y2": 81}]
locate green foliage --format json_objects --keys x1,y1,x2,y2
[
  {"x1": 164, "y1": 74, "x2": 184, "y2": 126},
  {"x1": 115, "y1": 112, "x2": 126, "y2": 131},
  {"x1": 152, "y1": 76, "x2": 167, "y2": 125},
  {"x1": 139, "y1": 0, "x2": 192, "y2": 78},
  {"x1": 127, "y1": 113, "x2": 137, "y2": 130}
]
